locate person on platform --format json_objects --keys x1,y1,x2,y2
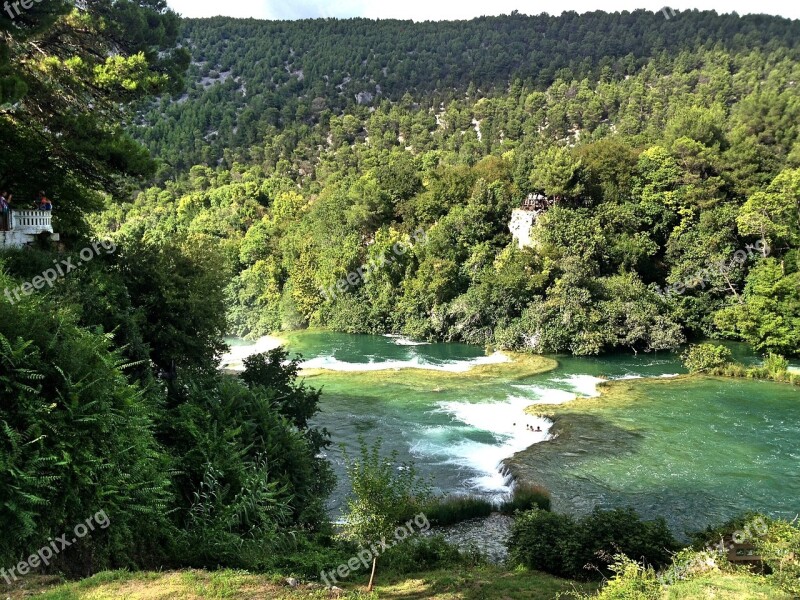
[
  {"x1": 38, "y1": 191, "x2": 52, "y2": 211},
  {"x1": 0, "y1": 191, "x2": 10, "y2": 231}
]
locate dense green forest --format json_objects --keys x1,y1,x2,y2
[
  {"x1": 139, "y1": 11, "x2": 800, "y2": 173},
  {"x1": 1, "y1": 0, "x2": 335, "y2": 578},
  {"x1": 2, "y1": 4, "x2": 800, "y2": 595},
  {"x1": 116, "y1": 11, "x2": 800, "y2": 356}
]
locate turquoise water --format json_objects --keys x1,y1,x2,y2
[
  {"x1": 224, "y1": 332, "x2": 800, "y2": 531},
  {"x1": 519, "y1": 376, "x2": 800, "y2": 535}
]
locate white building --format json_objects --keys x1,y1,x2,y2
[{"x1": 0, "y1": 210, "x2": 60, "y2": 248}]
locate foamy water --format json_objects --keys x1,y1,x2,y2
[
  {"x1": 300, "y1": 351, "x2": 510, "y2": 372},
  {"x1": 220, "y1": 335, "x2": 285, "y2": 370},
  {"x1": 431, "y1": 395, "x2": 552, "y2": 493},
  {"x1": 419, "y1": 373, "x2": 611, "y2": 494},
  {"x1": 383, "y1": 334, "x2": 431, "y2": 346},
  {"x1": 549, "y1": 374, "x2": 606, "y2": 397}
]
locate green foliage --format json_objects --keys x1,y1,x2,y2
[
  {"x1": 377, "y1": 535, "x2": 465, "y2": 575},
  {"x1": 139, "y1": 13, "x2": 800, "y2": 174},
  {"x1": 755, "y1": 518, "x2": 800, "y2": 595},
  {"x1": 530, "y1": 146, "x2": 584, "y2": 198},
  {"x1": 681, "y1": 343, "x2": 733, "y2": 373},
  {"x1": 0, "y1": 0, "x2": 188, "y2": 230},
  {"x1": 763, "y1": 352, "x2": 790, "y2": 375},
  {"x1": 341, "y1": 438, "x2": 433, "y2": 590},
  {"x1": 84, "y1": 20, "x2": 800, "y2": 358},
  {"x1": 240, "y1": 348, "x2": 323, "y2": 430},
  {"x1": 342, "y1": 438, "x2": 433, "y2": 546},
  {"x1": 509, "y1": 507, "x2": 678, "y2": 581},
  {"x1": 0, "y1": 245, "x2": 334, "y2": 575},
  {"x1": 688, "y1": 512, "x2": 768, "y2": 554},
  {"x1": 509, "y1": 509, "x2": 578, "y2": 578},
  {"x1": 0, "y1": 273, "x2": 174, "y2": 574},
  {"x1": 580, "y1": 554, "x2": 662, "y2": 599},
  {"x1": 112, "y1": 233, "x2": 229, "y2": 373}
]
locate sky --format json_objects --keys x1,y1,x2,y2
[{"x1": 165, "y1": 0, "x2": 800, "y2": 21}]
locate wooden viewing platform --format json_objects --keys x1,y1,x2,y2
[
  {"x1": 707, "y1": 535, "x2": 764, "y2": 569},
  {"x1": 520, "y1": 193, "x2": 554, "y2": 212}
]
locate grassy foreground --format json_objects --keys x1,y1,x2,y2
[
  {"x1": 1, "y1": 566, "x2": 792, "y2": 599},
  {"x1": 1, "y1": 566, "x2": 592, "y2": 600}
]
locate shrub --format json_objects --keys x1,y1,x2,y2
[
  {"x1": 681, "y1": 343, "x2": 733, "y2": 373},
  {"x1": 509, "y1": 509, "x2": 578, "y2": 578},
  {"x1": 688, "y1": 512, "x2": 769, "y2": 551},
  {"x1": 341, "y1": 438, "x2": 433, "y2": 590},
  {"x1": 379, "y1": 535, "x2": 464, "y2": 574},
  {"x1": 276, "y1": 536, "x2": 356, "y2": 580},
  {"x1": 570, "y1": 508, "x2": 678, "y2": 579},
  {"x1": 586, "y1": 554, "x2": 662, "y2": 599},
  {"x1": 0, "y1": 279, "x2": 175, "y2": 574},
  {"x1": 509, "y1": 507, "x2": 678, "y2": 580},
  {"x1": 755, "y1": 518, "x2": 800, "y2": 595},
  {"x1": 763, "y1": 352, "x2": 790, "y2": 376}
]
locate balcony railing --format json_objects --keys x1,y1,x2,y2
[{"x1": 10, "y1": 209, "x2": 53, "y2": 234}]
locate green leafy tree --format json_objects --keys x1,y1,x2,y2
[
  {"x1": 737, "y1": 168, "x2": 800, "y2": 254},
  {"x1": 530, "y1": 146, "x2": 584, "y2": 198},
  {"x1": 342, "y1": 438, "x2": 432, "y2": 591},
  {"x1": 681, "y1": 343, "x2": 733, "y2": 373},
  {"x1": 1, "y1": 0, "x2": 188, "y2": 228}
]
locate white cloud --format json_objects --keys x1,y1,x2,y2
[{"x1": 167, "y1": 0, "x2": 800, "y2": 21}]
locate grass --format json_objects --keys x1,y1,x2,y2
[
  {"x1": 0, "y1": 566, "x2": 595, "y2": 599},
  {"x1": 416, "y1": 483, "x2": 552, "y2": 527},
  {"x1": 1, "y1": 565, "x2": 791, "y2": 599},
  {"x1": 710, "y1": 362, "x2": 800, "y2": 386},
  {"x1": 421, "y1": 495, "x2": 495, "y2": 527},
  {"x1": 500, "y1": 483, "x2": 552, "y2": 514},
  {"x1": 663, "y1": 572, "x2": 793, "y2": 599}
]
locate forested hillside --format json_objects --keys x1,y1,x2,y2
[
  {"x1": 138, "y1": 11, "x2": 800, "y2": 172},
  {"x1": 113, "y1": 11, "x2": 800, "y2": 356},
  {"x1": 3, "y1": 6, "x2": 800, "y2": 597}
]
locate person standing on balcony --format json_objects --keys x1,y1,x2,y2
[
  {"x1": 37, "y1": 191, "x2": 52, "y2": 211},
  {"x1": 0, "y1": 191, "x2": 10, "y2": 231}
]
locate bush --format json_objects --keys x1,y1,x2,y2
[
  {"x1": 763, "y1": 352, "x2": 790, "y2": 376},
  {"x1": 755, "y1": 518, "x2": 800, "y2": 595},
  {"x1": 509, "y1": 507, "x2": 678, "y2": 580},
  {"x1": 585, "y1": 554, "x2": 662, "y2": 599},
  {"x1": 681, "y1": 343, "x2": 733, "y2": 373},
  {"x1": 0, "y1": 276, "x2": 175, "y2": 574},
  {"x1": 379, "y1": 535, "x2": 465, "y2": 574},
  {"x1": 688, "y1": 512, "x2": 769, "y2": 551},
  {"x1": 509, "y1": 509, "x2": 578, "y2": 578},
  {"x1": 276, "y1": 536, "x2": 357, "y2": 580},
  {"x1": 500, "y1": 483, "x2": 552, "y2": 514}
]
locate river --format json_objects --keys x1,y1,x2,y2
[{"x1": 223, "y1": 331, "x2": 800, "y2": 534}]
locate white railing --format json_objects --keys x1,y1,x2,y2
[{"x1": 10, "y1": 209, "x2": 53, "y2": 234}]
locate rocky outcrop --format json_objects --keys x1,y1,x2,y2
[{"x1": 509, "y1": 209, "x2": 536, "y2": 249}]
